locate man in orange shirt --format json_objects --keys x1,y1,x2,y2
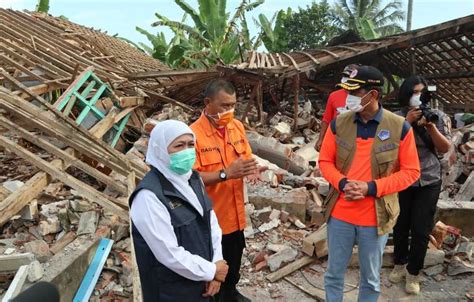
[
  {"x1": 315, "y1": 64, "x2": 359, "y2": 151},
  {"x1": 191, "y1": 79, "x2": 260, "y2": 302},
  {"x1": 318, "y1": 66, "x2": 420, "y2": 302}
]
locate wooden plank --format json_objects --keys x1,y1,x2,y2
[
  {"x1": 0, "y1": 136, "x2": 128, "y2": 220},
  {"x1": 50, "y1": 231, "x2": 77, "y2": 255},
  {"x1": 0, "y1": 117, "x2": 128, "y2": 195},
  {"x1": 266, "y1": 256, "x2": 315, "y2": 283},
  {"x1": 294, "y1": 51, "x2": 320, "y2": 66},
  {"x1": 302, "y1": 224, "x2": 327, "y2": 257},
  {"x1": 249, "y1": 51, "x2": 257, "y2": 68},
  {"x1": 0, "y1": 167, "x2": 56, "y2": 227},
  {"x1": 89, "y1": 107, "x2": 119, "y2": 139},
  {"x1": 144, "y1": 89, "x2": 194, "y2": 112},
  {"x1": 282, "y1": 53, "x2": 300, "y2": 71},
  {"x1": 0, "y1": 185, "x2": 9, "y2": 201},
  {"x1": 119, "y1": 96, "x2": 145, "y2": 108},
  {"x1": 283, "y1": 276, "x2": 325, "y2": 301}
]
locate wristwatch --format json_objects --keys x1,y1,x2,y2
[{"x1": 219, "y1": 169, "x2": 227, "y2": 181}]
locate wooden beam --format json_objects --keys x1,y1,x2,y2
[
  {"x1": 144, "y1": 89, "x2": 194, "y2": 112},
  {"x1": 266, "y1": 256, "x2": 315, "y2": 282},
  {"x1": 423, "y1": 71, "x2": 474, "y2": 80},
  {"x1": 125, "y1": 69, "x2": 217, "y2": 80},
  {"x1": 89, "y1": 107, "x2": 120, "y2": 139},
  {"x1": 293, "y1": 74, "x2": 300, "y2": 131},
  {"x1": 0, "y1": 135, "x2": 128, "y2": 220},
  {"x1": 119, "y1": 96, "x2": 145, "y2": 108}
]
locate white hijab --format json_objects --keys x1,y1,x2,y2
[{"x1": 146, "y1": 120, "x2": 203, "y2": 216}]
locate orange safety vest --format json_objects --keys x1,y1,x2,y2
[{"x1": 191, "y1": 113, "x2": 252, "y2": 235}]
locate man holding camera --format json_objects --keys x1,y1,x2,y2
[{"x1": 390, "y1": 76, "x2": 451, "y2": 295}]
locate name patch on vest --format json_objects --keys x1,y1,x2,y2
[
  {"x1": 375, "y1": 142, "x2": 397, "y2": 153},
  {"x1": 201, "y1": 146, "x2": 220, "y2": 153},
  {"x1": 377, "y1": 129, "x2": 390, "y2": 141}
]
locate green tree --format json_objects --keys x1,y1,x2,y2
[
  {"x1": 35, "y1": 0, "x2": 49, "y2": 13},
  {"x1": 282, "y1": 1, "x2": 340, "y2": 51},
  {"x1": 151, "y1": 0, "x2": 264, "y2": 66},
  {"x1": 330, "y1": 0, "x2": 405, "y2": 38},
  {"x1": 254, "y1": 9, "x2": 291, "y2": 53}
]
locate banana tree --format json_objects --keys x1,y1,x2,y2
[
  {"x1": 35, "y1": 0, "x2": 49, "y2": 13},
  {"x1": 254, "y1": 8, "x2": 291, "y2": 53},
  {"x1": 151, "y1": 0, "x2": 264, "y2": 66}
]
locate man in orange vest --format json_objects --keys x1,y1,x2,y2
[{"x1": 191, "y1": 79, "x2": 261, "y2": 302}]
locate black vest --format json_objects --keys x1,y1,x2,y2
[{"x1": 129, "y1": 167, "x2": 214, "y2": 302}]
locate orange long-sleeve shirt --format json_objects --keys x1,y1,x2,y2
[
  {"x1": 318, "y1": 109, "x2": 420, "y2": 226},
  {"x1": 191, "y1": 114, "x2": 252, "y2": 235}
]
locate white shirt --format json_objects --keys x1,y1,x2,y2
[{"x1": 130, "y1": 189, "x2": 223, "y2": 282}]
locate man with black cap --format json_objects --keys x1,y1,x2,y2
[
  {"x1": 315, "y1": 64, "x2": 359, "y2": 151},
  {"x1": 318, "y1": 65, "x2": 421, "y2": 302}
]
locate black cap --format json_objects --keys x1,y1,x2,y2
[{"x1": 338, "y1": 65, "x2": 384, "y2": 91}]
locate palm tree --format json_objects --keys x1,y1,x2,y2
[
  {"x1": 151, "y1": 0, "x2": 264, "y2": 66},
  {"x1": 330, "y1": 0, "x2": 405, "y2": 39}
]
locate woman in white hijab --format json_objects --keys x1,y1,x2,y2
[{"x1": 130, "y1": 120, "x2": 228, "y2": 302}]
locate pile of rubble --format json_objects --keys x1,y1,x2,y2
[{"x1": 0, "y1": 66, "x2": 147, "y2": 300}]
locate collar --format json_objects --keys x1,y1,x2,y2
[
  {"x1": 197, "y1": 112, "x2": 235, "y2": 137},
  {"x1": 354, "y1": 102, "x2": 383, "y2": 124}
]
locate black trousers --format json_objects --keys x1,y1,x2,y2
[
  {"x1": 393, "y1": 181, "x2": 441, "y2": 275},
  {"x1": 215, "y1": 230, "x2": 245, "y2": 302}
]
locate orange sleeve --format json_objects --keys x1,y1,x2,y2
[
  {"x1": 322, "y1": 94, "x2": 334, "y2": 124},
  {"x1": 374, "y1": 128, "x2": 420, "y2": 197},
  {"x1": 318, "y1": 124, "x2": 346, "y2": 191}
]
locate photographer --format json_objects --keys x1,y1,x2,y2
[{"x1": 389, "y1": 75, "x2": 451, "y2": 295}]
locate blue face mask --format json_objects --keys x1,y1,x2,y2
[{"x1": 169, "y1": 148, "x2": 196, "y2": 175}]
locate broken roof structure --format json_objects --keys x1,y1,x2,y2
[{"x1": 127, "y1": 14, "x2": 473, "y2": 116}]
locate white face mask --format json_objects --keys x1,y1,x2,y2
[
  {"x1": 346, "y1": 91, "x2": 371, "y2": 112},
  {"x1": 409, "y1": 93, "x2": 422, "y2": 107},
  {"x1": 341, "y1": 76, "x2": 349, "y2": 83}
]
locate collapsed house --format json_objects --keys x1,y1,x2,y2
[{"x1": 0, "y1": 8, "x2": 473, "y2": 301}]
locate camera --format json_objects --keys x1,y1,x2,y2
[{"x1": 419, "y1": 103, "x2": 439, "y2": 123}]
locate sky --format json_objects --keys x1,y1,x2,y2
[{"x1": 1, "y1": 0, "x2": 473, "y2": 49}]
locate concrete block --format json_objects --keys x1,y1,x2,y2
[
  {"x1": 38, "y1": 217, "x2": 61, "y2": 236},
  {"x1": 3, "y1": 180, "x2": 24, "y2": 192},
  {"x1": 267, "y1": 246, "x2": 298, "y2": 272},
  {"x1": 19, "y1": 199, "x2": 38, "y2": 220},
  {"x1": 40, "y1": 200, "x2": 69, "y2": 218},
  {"x1": 27, "y1": 260, "x2": 43, "y2": 282},
  {"x1": 70, "y1": 199, "x2": 93, "y2": 212},
  {"x1": 436, "y1": 200, "x2": 474, "y2": 236},
  {"x1": 24, "y1": 240, "x2": 50, "y2": 263},
  {"x1": 0, "y1": 253, "x2": 35, "y2": 272},
  {"x1": 77, "y1": 211, "x2": 99, "y2": 235}
]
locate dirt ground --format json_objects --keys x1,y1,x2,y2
[{"x1": 238, "y1": 266, "x2": 474, "y2": 301}]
